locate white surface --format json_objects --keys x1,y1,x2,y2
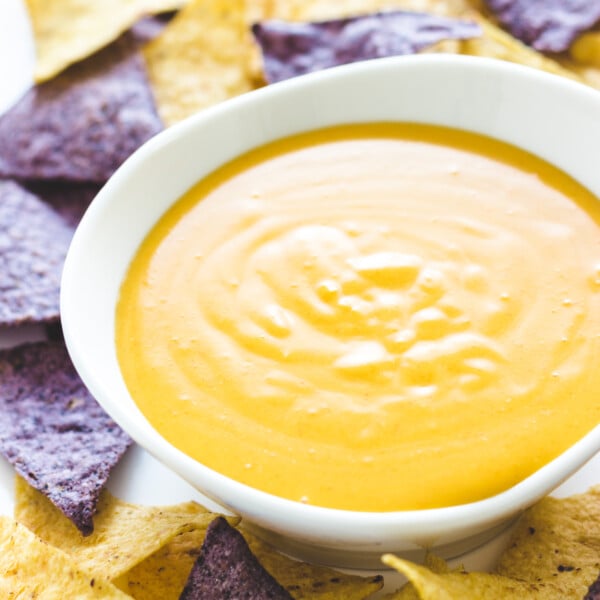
[{"x1": 2, "y1": 0, "x2": 600, "y2": 593}]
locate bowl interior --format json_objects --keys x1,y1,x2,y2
[{"x1": 61, "y1": 54, "x2": 600, "y2": 558}]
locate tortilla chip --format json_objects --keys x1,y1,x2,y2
[
  {"x1": 382, "y1": 554, "x2": 560, "y2": 599},
  {"x1": 0, "y1": 515, "x2": 131, "y2": 599},
  {"x1": 242, "y1": 528, "x2": 384, "y2": 599},
  {"x1": 571, "y1": 31, "x2": 600, "y2": 66},
  {"x1": 0, "y1": 32, "x2": 162, "y2": 184},
  {"x1": 484, "y1": 0, "x2": 600, "y2": 53},
  {"x1": 258, "y1": 0, "x2": 474, "y2": 22},
  {"x1": 15, "y1": 476, "x2": 222, "y2": 582},
  {"x1": 117, "y1": 528, "x2": 207, "y2": 600},
  {"x1": 24, "y1": 181, "x2": 100, "y2": 228},
  {"x1": 586, "y1": 573, "x2": 600, "y2": 600},
  {"x1": 496, "y1": 486, "x2": 600, "y2": 598},
  {"x1": 459, "y1": 15, "x2": 583, "y2": 81},
  {"x1": 0, "y1": 181, "x2": 74, "y2": 326},
  {"x1": 0, "y1": 342, "x2": 132, "y2": 535},
  {"x1": 26, "y1": 0, "x2": 187, "y2": 82},
  {"x1": 179, "y1": 517, "x2": 293, "y2": 599},
  {"x1": 144, "y1": 0, "x2": 256, "y2": 126},
  {"x1": 252, "y1": 11, "x2": 481, "y2": 83}
]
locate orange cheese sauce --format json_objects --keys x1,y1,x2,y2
[{"x1": 116, "y1": 123, "x2": 600, "y2": 511}]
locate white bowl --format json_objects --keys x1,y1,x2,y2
[{"x1": 61, "y1": 54, "x2": 600, "y2": 569}]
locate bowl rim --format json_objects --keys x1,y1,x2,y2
[{"x1": 61, "y1": 53, "x2": 600, "y2": 545}]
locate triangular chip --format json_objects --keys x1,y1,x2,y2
[
  {"x1": 0, "y1": 32, "x2": 162, "y2": 183},
  {"x1": 0, "y1": 180, "x2": 74, "y2": 326},
  {"x1": 496, "y1": 486, "x2": 600, "y2": 598},
  {"x1": 242, "y1": 528, "x2": 384, "y2": 599},
  {"x1": 382, "y1": 554, "x2": 561, "y2": 599},
  {"x1": 144, "y1": 0, "x2": 256, "y2": 125},
  {"x1": 15, "y1": 476, "x2": 223, "y2": 582},
  {"x1": 179, "y1": 517, "x2": 293, "y2": 599},
  {"x1": 118, "y1": 528, "x2": 207, "y2": 599},
  {"x1": 25, "y1": 0, "x2": 187, "y2": 82},
  {"x1": 0, "y1": 342, "x2": 132, "y2": 535},
  {"x1": 252, "y1": 11, "x2": 481, "y2": 83},
  {"x1": 459, "y1": 15, "x2": 583, "y2": 81},
  {"x1": 484, "y1": 0, "x2": 600, "y2": 53},
  {"x1": 0, "y1": 515, "x2": 131, "y2": 599}
]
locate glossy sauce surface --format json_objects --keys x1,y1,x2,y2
[{"x1": 116, "y1": 124, "x2": 600, "y2": 511}]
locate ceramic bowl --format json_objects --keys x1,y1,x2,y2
[{"x1": 61, "y1": 54, "x2": 600, "y2": 569}]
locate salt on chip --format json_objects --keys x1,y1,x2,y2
[
  {"x1": 242, "y1": 528, "x2": 384, "y2": 599},
  {"x1": 252, "y1": 11, "x2": 481, "y2": 83},
  {"x1": 0, "y1": 342, "x2": 132, "y2": 535},
  {"x1": 496, "y1": 486, "x2": 600, "y2": 598},
  {"x1": 15, "y1": 476, "x2": 220, "y2": 582},
  {"x1": 0, "y1": 33, "x2": 162, "y2": 184},
  {"x1": 144, "y1": 0, "x2": 256, "y2": 126},
  {"x1": 0, "y1": 180, "x2": 73, "y2": 327},
  {"x1": 0, "y1": 515, "x2": 131, "y2": 599},
  {"x1": 483, "y1": 0, "x2": 600, "y2": 54},
  {"x1": 26, "y1": 0, "x2": 187, "y2": 82},
  {"x1": 179, "y1": 517, "x2": 293, "y2": 599},
  {"x1": 382, "y1": 554, "x2": 560, "y2": 599}
]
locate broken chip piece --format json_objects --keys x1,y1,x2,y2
[
  {"x1": 0, "y1": 32, "x2": 162, "y2": 184},
  {"x1": 484, "y1": 0, "x2": 600, "y2": 54},
  {"x1": 252, "y1": 11, "x2": 482, "y2": 83},
  {"x1": 0, "y1": 341, "x2": 132, "y2": 536},
  {"x1": 0, "y1": 180, "x2": 74, "y2": 327},
  {"x1": 179, "y1": 517, "x2": 293, "y2": 600}
]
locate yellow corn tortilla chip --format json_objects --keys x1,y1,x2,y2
[
  {"x1": 571, "y1": 31, "x2": 600, "y2": 66},
  {"x1": 496, "y1": 486, "x2": 600, "y2": 598},
  {"x1": 26, "y1": 0, "x2": 187, "y2": 82},
  {"x1": 14, "y1": 476, "x2": 221, "y2": 581},
  {"x1": 241, "y1": 528, "x2": 384, "y2": 599},
  {"x1": 257, "y1": 0, "x2": 473, "y2": 21},
  {"x1": 382, "y1": 554, "x2": 561, "y2": 599},
  {"x1": 144, "y1": 0, "x2": 256, "y2": 126},
  {"x1": 0, "y1": 515, "x2": 131, "y2": 599},
  {"x1": 459, "y1": 15, "x2": 583, "y2": 82},
  {"x1": 116, "y1": 527, "x2": 206, "y2": 599}
]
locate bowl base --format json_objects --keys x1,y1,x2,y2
[{"x1": 245, "y1": 515, "x2": 518, "y2": 570}]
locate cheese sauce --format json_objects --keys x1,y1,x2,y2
[{"x1": 116, "y1": 123, "x2": 600, "y2": 511}]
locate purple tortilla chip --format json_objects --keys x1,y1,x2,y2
[
  {"x1": 0, "y1": 31, "x2": 162, "y2": 183},
  {"x1": 252, "y1": 11, "x2": 482, "y2": 83},
  {"x1": 0, "y1": 341, "x2": 132, "y2": 535},
  {"x1": 585, "y1": 573, "x2": 600, "y2": 600},
  {"x1": 484, "y1": 0, "x2": 600, "y2": 53},
  {"x1": 0, "y1": 179, "x2": 74, "y2": 326},
  {"x1": 179, "y1": 517, "x2": 293, "y2": 600},
  {"x1": 24, "y1": 181, "x2": 100, "y2": 228}
]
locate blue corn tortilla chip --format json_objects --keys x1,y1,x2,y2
[
  {"x1": 0, "y1": 341, "x2": 132, "y2": 535},
  {"x1": 179, "y1": 517, "x2": 293, "y2": 599},
  {"x1": 0, "y1": 180, "x2": 74, "y2": 327},
  {"x1": 252, "y1": 11, "x2": 482, "y2": 83},
  {"x1": 0, "y1": 31, "x2": 162, "y2": 183},
  {"x1": 484, "y1": 0, "x2": 600, "y2": 53},
  {"x1": 24, "y1": 181, "x2": 100, "y2": 228}
]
